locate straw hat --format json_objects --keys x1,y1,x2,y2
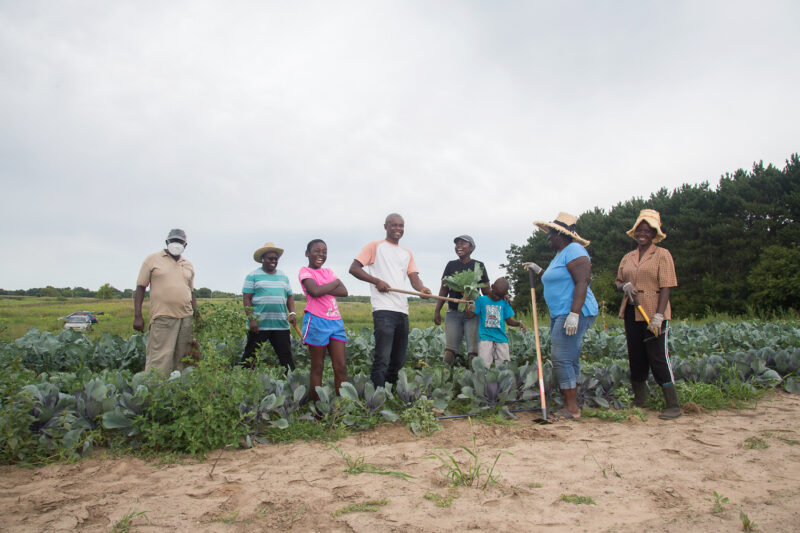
[
  {"x1": 533, "y1": 212, "x2": 590, "y2": 247},
  {"x1": 626, "y1": 209, "x2": 666, "y2": 243},
  {"x1": 253, "y1": 242, "x2": 284, "y2": 262}
]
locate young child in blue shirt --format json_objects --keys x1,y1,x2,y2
[{"x1": 466, "y1": 277, "x2": 527, "y2": 367}]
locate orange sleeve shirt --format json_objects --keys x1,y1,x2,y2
[{"x1": 615, "y1": 245, "x2": 677, "y2": 321}]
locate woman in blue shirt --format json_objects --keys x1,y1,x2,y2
[{"x1": 531, "y1": 213, "x2": 598, "y2": 419}]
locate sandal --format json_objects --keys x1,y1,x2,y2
[{"x1": 550, "y1": 408, "x2": 581, "y2": 420}]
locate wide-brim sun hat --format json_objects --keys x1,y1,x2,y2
[
  {"x1": 533, "y1": 212, "x2": 590, "y2": 247},
  {"x1": 626, "y1": 209, "x2": 667, "y2": 243},
  {"x1": 253, "y1": 242, "x2": 284, "y2": 262}
]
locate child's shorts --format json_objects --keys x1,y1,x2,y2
[
  {"x1": 301, "y1": 313, "x2": 347, "y2": 346},
  {"x1": 477, "y1": 340, "x2": 510, "y2": 367}
]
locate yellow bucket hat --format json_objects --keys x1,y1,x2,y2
[{"x1": 626, "y1": 209, "x2": 667, "y2": 243}]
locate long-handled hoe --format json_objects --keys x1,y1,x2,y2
[{"x1": 527, "y1": 267, "x2": 550, "y2": 423}]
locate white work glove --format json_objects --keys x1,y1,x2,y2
[
  {"x1": 622, "y1": 282, "x2": 636, "y2": 302},
  {"x1": 564, "y1": 312, "x2": 580, "y2": 336},
  {"x1": 648, "y1": 313, "x2": 664, "y2": 336},
  {"x1": 523, "y1": 262, "x2": 543, "y2": 275}
]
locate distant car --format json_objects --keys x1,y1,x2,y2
[
  {"x1": 63, "y1": 315, "x2": 93, "y2": 331},
  {"x1": 59, "y1": 311, "x2": 100, "y2": 323}
]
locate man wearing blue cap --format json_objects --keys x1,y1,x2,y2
[{"x1": 134, "y1": 228, "x2": 197, "y2": 375}]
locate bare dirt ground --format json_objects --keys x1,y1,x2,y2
[{"x1": 2, "y1": 393, "x2": 799, "y2": 532}]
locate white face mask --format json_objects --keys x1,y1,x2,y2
[{"x1": 167, "y1": 242, "x2": 185, "y2": 256}]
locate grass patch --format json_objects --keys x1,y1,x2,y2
[
  {"x1": 559, "y1": 493, "x2": 596, "y2": 505},
  {"x1": 743, "y1": 436, "x2": 769, "y2": 449},
  {"x1": 424, "y1": 490, "x2": 459, "y2": 508},
  {"x1": 330, "y1": 445, "x2": 414, "y2": 480},
  {"x1": 761, "y1": 429, "x2": 799, "y2": 446},
  {"x1": 332, "y1": 499, "x2": 389, "y2": 517},
  {"x1": 260, "y1": 419, "x2": 349, "y2": 444},
  {"x1": 111, "y1": 510, "x2": 149, "y2": 533},
  {"x1": 581, "y1": 407, "x2": 647, "y2": 422}
]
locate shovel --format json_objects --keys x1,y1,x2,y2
[{"x1": 527, "y1": 268, "x2": 550, "y2": 423}]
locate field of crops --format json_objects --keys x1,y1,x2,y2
[{"x1": 2, "y1": 298, "x2": 799, "y2": 466}]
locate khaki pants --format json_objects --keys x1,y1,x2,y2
[
  {"x1": 477, "y1": 340, "x2": 510, "y2": 367},
  {"x1": 146, "y1": 316, "x2": 193, "y2": 375}
]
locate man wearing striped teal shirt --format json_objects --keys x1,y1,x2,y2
[{"x1": 242, "y1": 241, "x2": 297, "y2": 370}]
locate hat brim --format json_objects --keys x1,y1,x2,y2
[
  {"x1": 626, "y1": 217, "x2": 667, "y2": 243},
  {"x1": 533, "y1": 221, "x2": 590, "y2": 247},
  {"x1": 253, "y1": 247, "x2": 284, "y2": 262}
]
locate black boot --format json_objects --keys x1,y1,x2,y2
[
  {"x1": 659, "y1": 384, "x2": 682, "y2": 419},
  {"x1": 631, "y1": 381, "x2": 648, "y2": 408}
]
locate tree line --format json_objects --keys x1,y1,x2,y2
[
  {"x1": 504, "y1": 154, "x2": 800, "y2": 317},
  {"x1": 0, "y1": 285, "x2": 237, "y2": 300}
]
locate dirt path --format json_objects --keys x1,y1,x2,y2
[{"x1": 2, "y1": 393, "x2": 799, "y2": 532}]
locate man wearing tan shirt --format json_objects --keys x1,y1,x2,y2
[{"x1": 134, "y1": 228, "x2": 197, "y2": 375}]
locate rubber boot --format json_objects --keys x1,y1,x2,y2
[
  {"x1": 467, "y1": 352, "x2": 478, "y2": 368},
  {"x1": 659, "y1": 384, "x2": 682, "y2": 419},
  {"x1": 443, "y1": 349, "x2": 456, "y2": 367},
  {"x1": 631, "y1": 381, "x2": 648, "y2": 408}
]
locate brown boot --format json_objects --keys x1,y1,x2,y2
[
  {"x1": 631, "y1": 381, "x2": 648, "y2": 408},
  {"x1": 659, "y1": 384, "x2": 682, "y2": 419},
  {"x1": 443, "y1": 349, "x2": 456, "y2": 367}
]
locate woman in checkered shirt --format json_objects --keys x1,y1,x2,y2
[{"x1": 615, "y1": 209, "x2": 681, "y2": 420}]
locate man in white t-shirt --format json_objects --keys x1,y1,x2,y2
[{"x1": 350, "y1": 213, "x2": 432, "y2": 386}]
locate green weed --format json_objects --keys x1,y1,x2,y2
[
  {"x1": 278, "y1": 504, "x2": 305, "y2": 528},
  {"x1": 330, "y1": 445, "x2": 414, "y2": 480},
  {"x1": 560, "y1": 493, "x2": 596, "y2": 505},
  {"x1": 261, "y1": 419, "x2": 349, "y2": 444},
  {"x1": 761, "y1": 429, "x2": 799, "y2": 446},
  {"x1": 111, "y1": 510, "x2": 149, "y2": 533},
  {"x1": 581, "y1": 407, "x2": 646, "y2": 422},
  {"x1": 708, "y1": 491, "x2": 729, "y2": 513},
  {"x1": 426, "y1": 418, "x2": 511, "y2": 490},
  {"x1": 584, "y1": 442, "x2": 622, "y2": 479},
  {"x1": 400, "y1": 397, "x2": 442, "y2": 436},
  {"x1": 332, "y1": 499, "x2": 389, "y2": 517},
  {"x1": 424, "y1": 490, "x2": 459, "y2": 508},
  {"x1": 740, "y1": 510, "x2": 758, "y2": 531},
  {"x1": 743, "y1": 436, "x2": 769, "y2": 450}
]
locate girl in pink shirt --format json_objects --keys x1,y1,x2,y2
[{"x1": 299, "y1": 239, "x2": 348, "y2": 402}]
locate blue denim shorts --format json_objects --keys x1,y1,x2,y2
[{"x1": 301, "y1": 313, "x2": 347, "y2": 347}]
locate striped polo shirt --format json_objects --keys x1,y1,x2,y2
[{"x1": 242, "y1": 268, "x2": 292, "y2": 330}]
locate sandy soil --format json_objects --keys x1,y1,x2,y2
[{"x1": 2, "y1": 393, "x2": 799, "y2": 532}]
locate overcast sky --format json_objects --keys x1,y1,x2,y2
[{"x1": 1, "y1": 1, "x2": 798, "y2": 296}]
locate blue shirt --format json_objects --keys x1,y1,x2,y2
[
  {"x1": 541, "y1": 242, "x2": 599, "y2": 317},
  {"x1": 472, "y1": 295, "x2": 515, "y2": 343}
]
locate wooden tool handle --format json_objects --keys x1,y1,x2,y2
[{"x1": 387, "y1": 287, "x2": 470, "y2": 304}]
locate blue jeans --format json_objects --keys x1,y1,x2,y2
[
  {"x1": 371, "y1": 310, "x2": 409, "y2": 386},
  {"x1": 444, "y1": 309, "x2": 479, "y2": 354},
  {"x1": 550, "y1": 314, "x2": 595, "y2": 389}
]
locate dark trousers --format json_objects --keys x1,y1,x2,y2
[
  {"x1": 371, "y1": 310, "x2": 409, "y2": 387},
  {"x1": 242, "y1": 329, "x2": 295, "y2": 370},
  {"x1": 623, "y1": 304, "x2": 673, "y2": 385}
]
